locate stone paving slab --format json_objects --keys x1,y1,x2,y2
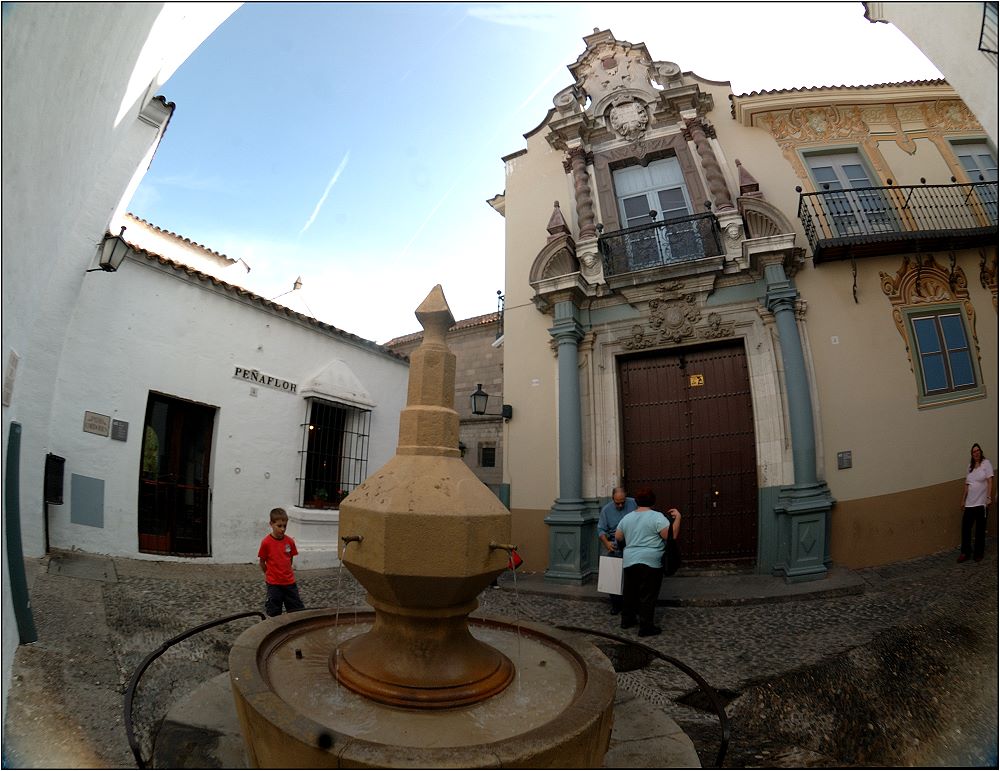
[
  {"x1": 500, "y1": 564, "x2": 865, "y2": 607},
  {"x1": 46, "y1": 551, "x2": 118, "y2": 583}
]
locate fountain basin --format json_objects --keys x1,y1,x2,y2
[{"x1": 229, "y1": 609, "x2": 615, "y2": 768}]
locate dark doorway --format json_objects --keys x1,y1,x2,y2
[
  {"x1": 619, "y1": 340, "x2": 758, "y2": 563},
  {"x1": 137, "y1": 392, "x2": 216, "y2": 556}
]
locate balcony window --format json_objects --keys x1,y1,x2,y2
[
  {"x1": 610, "y1": 158, "x2": 703, "y2": 269},
  {"x1": 953, "y1": 141, "x2": 998, "y2": 221},
  {"x1": 806, "y1": 152, "x2": 898, "y2": 237}
]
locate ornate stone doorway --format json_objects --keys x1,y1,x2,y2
[{"x1": 618, "y1": 340, "x2": 758, "y2": 563}]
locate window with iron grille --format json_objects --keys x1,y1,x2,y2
[
  {"x1": 479, "y1": 444, "x2": 496, "y2": 468},
  {"x1": 299, "y1": 398, "x2": 370, "y2": 508},
  {"x1": 904, "y1": 305, "x2": 984, "y2": 406}
]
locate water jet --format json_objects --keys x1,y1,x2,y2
[{"x1": 229, "y1": 285, "x2": 615, "y2": 767}]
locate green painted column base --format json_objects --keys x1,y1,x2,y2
[
  {"x1": 544, "y1": 499, "x2": 600, "y2": 585},
  {"x1": 774, "y1": 483, "x2": 835, "y2": 583}
]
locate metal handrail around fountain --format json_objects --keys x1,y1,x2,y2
[
  {"x1": 123, "y1": 610, "x2": 266, "y2": 768},
  {"x1": 557, "y1": 625, "x2": 731, "y2": 769}
]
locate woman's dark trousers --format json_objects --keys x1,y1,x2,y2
[
  {"x1": 961, "y1": 505, "x2": 987, "y2": 560},
  {"x1": 622, "y1": 563, "x2": 664, "y2": 632}
]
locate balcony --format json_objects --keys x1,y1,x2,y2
[
  {"x1": 797, "y1": 181, "x2": 998, "y2": 263},
  {"x1": 599, "y1": 211, "x2": 724, "y2": 277}
]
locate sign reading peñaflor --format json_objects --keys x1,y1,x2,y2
[{"x1": 233, "y1": 366, "x2": 298, "y2": 394}]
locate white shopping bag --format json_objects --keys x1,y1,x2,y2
[{"x1": 597, "y1": 555, "x2": 623, "y2": 595}]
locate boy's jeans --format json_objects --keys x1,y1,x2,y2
[{"x1": 265, "y1": 582, "x2": 305, "y2": 616}]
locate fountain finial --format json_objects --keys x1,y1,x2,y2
[
  {"x1": 414, "y1": 284, "x2": 454, "y2": 346},
  {"x1": 398, "y1": 285, "x2": 460, "y2": 456}
]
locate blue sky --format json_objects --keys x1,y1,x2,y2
[{"x1": 130, "y1": 2, "x2": 941, "y2": 344}]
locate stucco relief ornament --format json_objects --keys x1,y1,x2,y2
[
  {"x1": 623, "y1": 324, "x2": 649, "y2": 350},
  {"x1": 699, "y1": 312, "x2": 734, "y2": 340},
  {"x1": 608, "y1": 99, "x2": 648, "y2": 142},
  {"x1": 807, "y1": 112, "x2": 828, "y2": 134}
]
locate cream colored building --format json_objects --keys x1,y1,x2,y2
[{"x1": 494, "y1": 29, "x2": 997, "y2": 582}]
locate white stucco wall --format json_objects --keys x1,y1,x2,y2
[
  {"x1": 46, "y1": 253, "x2": 408, "y2": 565},
  {"x1": 1, "y1": 0, "x2": 238, "y2": 720},
  {"x1": 866, "y1": 1, "x2": 998, "y2": 145}
]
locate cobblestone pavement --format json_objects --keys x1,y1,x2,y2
[{"x1": 2, "y1": 545, "x2": 997, "y2": 768}]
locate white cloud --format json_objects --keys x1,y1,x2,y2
[
  {"x1": 466, "y1": 4, "x2": 561, "y2": 30},
  {"x1": 299, "y1": 151, "x2": 351, "y2": 235}
]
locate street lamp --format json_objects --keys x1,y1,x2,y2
[
  {"x1": 470, "y1": 384, "x2": 512, "y2": 421},
  {"x1": 87, "y1": 226, "x2": 129, "y2": 273}
]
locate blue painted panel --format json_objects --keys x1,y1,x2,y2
[
  {"x1": 71, "y1": 474, "x2": 105, "y2": 528},
  {"x1": 756, "y1": 486, "x2": 782, "y2": 575}
]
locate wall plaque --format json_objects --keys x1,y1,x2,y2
[
  {"x1": 111, "y1": 419, "x2": 129, "y2": 442},
  {"x1": 83, "y1": 411, "x2": 110, "y2": 437}
]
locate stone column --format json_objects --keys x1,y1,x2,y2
[
  {"x1": 684, "y1": 118, "x2": 734, "y2": 212},
  {"x1": 544, "y1": 298, "x2": 599, "y2": 584},
  {"x1": 762, "y1": 254, "x2": 834, "y2": 582},
  {"x1": 565, "y1": 147, "x2": 597, "y2": 239}
]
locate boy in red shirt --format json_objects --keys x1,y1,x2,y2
[{"x1": 258, "y1": 508, "x2": 305, "y2": 616}]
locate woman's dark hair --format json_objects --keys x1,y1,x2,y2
[
  {"x1": 633, "y1": 487, "x2": 656, "y2": 507},
  {"x1": 970, "y1": 443, "x2": 985, "y2": 472}
]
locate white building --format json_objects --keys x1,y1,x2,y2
[
  {"x1": 48, "y1": 213, "x2": 408, "y2": 566},
  {"x1": 1, "y1": 3, "x2": 404, "y2": 719}
]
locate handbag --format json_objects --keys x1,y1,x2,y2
[
  {"x1": 597, "y1": 554, "x2": 624, "y2": 595},
  {"x1": 661, "y1": 515, "x2": 682, "y2": 576}
]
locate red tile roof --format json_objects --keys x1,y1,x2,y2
[
  {"x1": 116, "y1": 225, "x2": 407, "y2": 363},
  {"x1": 384, "y1": 311, "x2": 501, "y2": 348}
]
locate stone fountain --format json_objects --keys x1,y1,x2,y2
[{"x1": 229, "y1": 286, "x2": 615, "y2": 768}]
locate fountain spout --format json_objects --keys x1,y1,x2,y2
[
  {"x1": 489, "y1": 541, "x2": 517, "y2": 554},
  {"x1": 341, "y1": 535, "x2": 364, "y2": 545}
]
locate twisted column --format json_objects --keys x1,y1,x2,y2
[
  {"x1": 565, "y1": 147, "x2": 597, "y2": 239},
  {"x1": 685, "y1": 118, "x2": 734, "y2": 211}
]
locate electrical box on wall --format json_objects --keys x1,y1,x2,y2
[{"x1": 44, "y1": 453, "x2": 65, "y2": 504}]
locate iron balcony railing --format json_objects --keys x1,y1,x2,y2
[
  {"x1": 980, "y1": 1, "x2": 998, "y2": 58},
  {"x1": 599, "y1": 211, "x2": 724, "y2": 277},
  {"x1": 797, "y1": 181, "x2": 999, "y2": 263}
]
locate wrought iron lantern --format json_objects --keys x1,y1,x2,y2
[
  {"x1": 470, "y1": 384, "x2": 512, "y2": 420},
  {"x1": 88, "y1": 226, "x2": 129, "y2": 273}
]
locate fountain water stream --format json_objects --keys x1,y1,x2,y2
[{"x1": 229, "y1": 286, "x2": 615, "y2": 768}]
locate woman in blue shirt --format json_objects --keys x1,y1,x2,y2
[{"x1": 615, "y1": 487, "x2": 681, "y2": 637}]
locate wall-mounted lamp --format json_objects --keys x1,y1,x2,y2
[
  {"x1": 87, "y1": 226, "x2": 129, "y2": 273},
  {"x1": 470, "y1": 384, "x2": 512, "y2": 421}
]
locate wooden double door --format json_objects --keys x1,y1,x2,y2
[{"x1": 619, "y1": 341, "x2": 758, "y2": 564}]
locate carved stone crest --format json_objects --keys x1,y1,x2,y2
[
  {"x1": 619, "y1": 293, "x2": 734, "y2": 349},
  {"x1": 608, "y1": 99, "x2": 648, "y2": 142}
]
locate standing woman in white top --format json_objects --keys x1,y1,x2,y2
[{"x1": 959, "y1": 443, "x2": 994, "y2": 563}]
